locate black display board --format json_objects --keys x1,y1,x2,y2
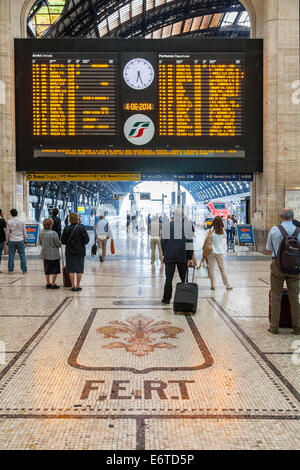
[{"x1": 15, "y1": 38, "x2": 263, "y2": 173}]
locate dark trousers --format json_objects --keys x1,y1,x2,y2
[{"x1": 163, "y1": 262, "x2": 187, "y2": 302}]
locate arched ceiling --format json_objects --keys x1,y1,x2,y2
[
  {"x1": 27, "y1": 0, "x2": 251, "y2": 204},
  {"x1": 28, "y1": 0, "x2": 250, "y2": 39}
]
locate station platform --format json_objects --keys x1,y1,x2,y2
[{"x1": 0, "y1": 234, "x2": 299, "y2": 450}]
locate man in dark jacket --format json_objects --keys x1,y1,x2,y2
[
  {"x1": 161, "y1": 209, "x2": 194, "y2": 304},
  {"x1": 51, "y1": 208, "x2": 62, "y2": 239},
  {"x1": 0, "y1": 209, "x2": 6, "y2": 273}
]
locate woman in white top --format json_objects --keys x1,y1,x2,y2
[{"x1": 206, "y1": 216, "x2": 233, "y2": 291}]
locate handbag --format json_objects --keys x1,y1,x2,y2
[
  {"x1": 91, "y1": 243, "x2": 97, "y2": 256},
  {"x1": 110, "y1": 239, "x2": 115, "y2": 255},
  {"x1": 202, "y1": 230, "x2": 212, "y2": 260},
  {"x1": 196, "y1": 261, "x2": 209, "y2": 279}
]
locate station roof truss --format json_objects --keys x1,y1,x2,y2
[{"x1": 28, "y1": 0, "x2": 250, "y2": 39}]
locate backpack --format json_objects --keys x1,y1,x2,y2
[{"x1": 276, "y1": 225, "x2": 300, "y2": 275}]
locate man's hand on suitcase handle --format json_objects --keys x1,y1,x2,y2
[{"x1": 187, "y1": 260, "x2": 194, "y2": 268}]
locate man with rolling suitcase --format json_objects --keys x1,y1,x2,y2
[
  {"x1": 161, "y1": 208, "x2": 194, "y2": 306},
  {"x1": 266, "y1": 207, "x2": 300, "y2": 335}
]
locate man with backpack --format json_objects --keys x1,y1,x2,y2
[{"x1": 266, "y1": 207, "x2": 300, "y2": 335}]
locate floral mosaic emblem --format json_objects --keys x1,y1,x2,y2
[{"x1": 97, "y1": 314, "x2": 184, "y2": 357}]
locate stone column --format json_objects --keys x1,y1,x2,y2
[
  {"x1": 0, "y1": 0, "x2": 30, "y2": 222},
  {"x1": 251, "y1": 0, "x2": 300, "y2": 251}
]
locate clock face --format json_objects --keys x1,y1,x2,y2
[{"x1": 123, "y1": 58, "x2": 154, "y2": 90}]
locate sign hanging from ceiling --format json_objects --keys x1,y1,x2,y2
[{"x1": 15, "y1": 38, "x2": 263, "y2": 174}]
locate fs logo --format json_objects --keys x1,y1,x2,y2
[
  {"x1": 128, "y1": 121, "x2": 150, "y2": 138},
  {"x1": 124, "y1": 114, "x2": 155, "y2": 145}
]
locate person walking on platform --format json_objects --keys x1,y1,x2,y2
[
  {"x1": 205, "y1": 216, "x2": 232, "y2": 291},
  {"x1": 0, "y1": 209, "x2": 6, "y2": 273},
  {"x1": 149, "y1": 215, "x2": 163, "y2": 264},
  {"x1": 61, "y1": 212, "x2": 89, "y2": 292},
  {"x1": 50, "y1": 208, "x2": 62, "y2": 239},
  {"x1": 266, "y1": 207, "x2": 300, "y2": 335},
  {"x1": 39, "y1": 218, "x2": 62, "y2": 289},
  {"x1": 161, "y1": 208, "x2": 194, "y2": 304},
  {"x1": 226, "y1": 215, "x2": 235, "y2": 252},
  {"x1": 94, "y1": 214, "x2": 113, "y2": 263},
  {"x1": 6, "y1": 209, "x2": 27, "y2": 275}
]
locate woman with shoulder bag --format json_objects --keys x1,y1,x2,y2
[
  {"x1": 39, "y1": 218, "x2": 62, "y2": 289},
  {"x1": 61, "y1": 212, "x2": 90, "y2": 292},
  {"x1": 203, "y1": 216, "x2": 233, "y2": 291}
]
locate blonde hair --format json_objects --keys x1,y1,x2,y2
[
  {"x1": 69, "y1": 212, "x2": 79, "y2": 224},
  {"x1": 42, "y1": 218, "x2": 53, "y2": 230}
]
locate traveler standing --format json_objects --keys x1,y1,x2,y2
[
  {"x1": 0, "y1": 209, "x2": 6, "y2": 273},
  {"x1": 50, "y1": 208, "x2": 62, "y2": 239},
  {"x1": 39, "y1": 218, "x2": 62, "y2": 289},
  {"x1": 94, "y1": 214, "x2": 113, "y2": 262},
  {"x1": 226, "y1": 215, "x2": 235, "y2": 252},
  {"x1": 6, "y1": 209, "x2": 27, "y2": 274},
  {"x1": 205, "y1": 216, "x2": 232, "y2": 291},
  {"x1": 161, "y1": 208, "x2": 194, "y2": 304},
  {"x1": 149, "y1": 215, "x2": 163, "y2": 264},
  {"x1": 61, "y1": 212, "x2": 90, "y2": 291},
  {"x1": 266, "y1": 207, "x2": 300, "y2": 335}
]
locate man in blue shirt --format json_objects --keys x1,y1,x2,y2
[{"x1": 266, "y1": 207, "x2": 300, "y2": 335}]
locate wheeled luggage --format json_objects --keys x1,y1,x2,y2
[
  {"x1": 173, "y1": 267, "x2": 198, "y2": 315},
  {"x1": 61, "y1": 248, "x2": 72, "y2": 288},
  {"x1": 269, "y1": 289, "x2": 292, "y2": 328}
]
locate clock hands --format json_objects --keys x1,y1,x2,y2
[{"x1": 136, "y1": 70, "x2": 144, "y2": 85}]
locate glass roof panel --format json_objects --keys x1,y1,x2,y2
[
  {"x1": 210, "y1": 13, "x2": 223, "y2": 28},
  {"x1": 146, "y1": 0, "x2": 155, "y2": 11},
  {"x1": 162, "y1": 25, "x2": 172, "y2": 37},
  {"x1": 237, "y1": 11, "x2": 250, "y2": 26},
  {"x1": 200, "y1": 14, "x2": 212, "y2": 30},
  {"x1": 131, "y1": 0, "x2": 143, "y2": 18},
  {"x1": 153, "y1": 28, "x2": 162, "y2": 38},
  {"x1": 183, "y1": 18, "x2": 192, "y2": 33},
  {"x1": 120, "y1": 4, "x2": 131, "y2": 23},
  {"x1": 222, "y1": 12, "x2": 238, "y2": 26},
  {"x1": 98, "y1": 19, "x2": 108, "y2": 37},
  {"x1": 29, "y1": 0, "x2": 66, "y2": 37},
  {"x1": 108, "y1": 11, "x2": 120, "y2": 30},
  {"x1": 191, "y1": 17, "x2": 202, "y2": 32},
  {"x1": 155, "y1": 0, "x2": 166, "y2": 7},
  {"x1": 172, "y1": 21, "x2": 182, "y2": 36}
]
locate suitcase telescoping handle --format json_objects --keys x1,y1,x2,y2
[{"x1": 185, "y1": 266, "x2": 195, "y2": 284}]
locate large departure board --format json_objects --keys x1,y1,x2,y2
[
  {"x1": 32, "y1": 53, "x2": 117, "y2": 136},
  {"x1": 15, "y1": 39, "x2": 263, "y2": 173},
  {"x1": 158, "y1": 54, "x2": 245, "y2": 137}
]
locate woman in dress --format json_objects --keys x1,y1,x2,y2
[
  {"x1": 61, "y1": 212, "x2": 90, "y2": 292},
  {"x1": 39, "y1": 218, "x2": 62, "y2": 289},
  {"x1": 205, "y1": 216, "x2": 233, "y2": 291}
]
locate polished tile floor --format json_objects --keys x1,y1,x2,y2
[{"x1": 0, "y1": 232, "x2": 299, "y2": 450}]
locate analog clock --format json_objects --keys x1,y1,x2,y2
[{"x1": 123, "y1": 58, "x2": 154, "y2": 90}]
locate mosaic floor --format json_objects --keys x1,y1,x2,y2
[{"x1": 0, "y1": 234, "x2": 299, "y2": 450}]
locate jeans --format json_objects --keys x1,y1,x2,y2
[
  {"x1": 163, "y1": 262, "x2": 187, "y2": 302},
  {"x1": 8, "y1": 240, "x2": 27, "y2": 273},
  {"x1": 0, "y1": 241, "x2": 4, "y2": 264}
]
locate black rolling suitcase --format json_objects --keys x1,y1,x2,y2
[{"x1": 173, "y1": 267, "x2": 198, "y2": 315}]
